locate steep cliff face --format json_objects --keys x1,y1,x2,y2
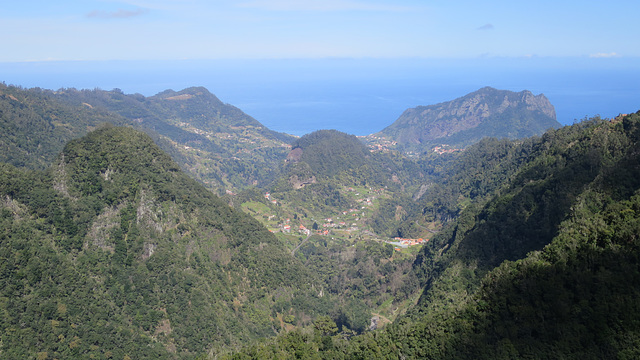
[{"x1": 378, "y1": 87, "x2": 560, "y2": 150}]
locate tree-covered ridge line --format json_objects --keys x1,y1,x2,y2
[
  {"x1": 0, "y1": 126, "x2": 346, "y2": 359},
  {"x1": 0, "y1": 82, "x2": 446, "y2": 356},
  {"x1": 0, "y1": 83, "x2": 130, "y2": 170},
  {"x1": 0, "y1": 83, "x2": 564, "y2": 196},
  {"x1": 54, "y1": 86, "x2": 297, "y2": 193},
  {"x1": 7, "y1": 79, "x2": 640, "y2": 359},
  {"x1": 0, "y1": 83, "x2": 295, "y2": 194},
  {"x1": 224, "y1": 112, "x2": 640, "y2": 359}
]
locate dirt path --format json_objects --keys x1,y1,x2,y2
[{"x1": 291, "y1": 233, "x2": 312, "y2": 256}]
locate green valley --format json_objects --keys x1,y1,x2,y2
[
  {"x1": 225, "y1": 112, "x2": 640, "y2": 359},
  {"x1": 2, "y1": 82, "x2": 639, "y2": 359}
]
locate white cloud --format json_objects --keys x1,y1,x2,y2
[
  {"x1": 589, "y1": 52, "x2": 621, "y2": 58},
  {"x1": 238, "y1": 0, "x2": 412, "y2": 12},
  {"x1": 103, "y1": 0, "x2": 200, "y2": 12},
  {"x1": 477, "y1": 23, "x2": 494, "y2": 30},
  {"x1": 86, "y1": 8, "x2": 150, "y2": 19}
]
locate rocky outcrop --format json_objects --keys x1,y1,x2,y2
[
  {"x1": 378, "y1": 87, "x2": 560, "y2": 149},
  {"x1": 289, "y1": 174, "x2": 317, "y2": 189},
  {"x1": 286, "y1": 147, "x2": 304, "y2": 162}
]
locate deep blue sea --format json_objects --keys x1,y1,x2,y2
[{"x1": 1, "y1": 58, "x2": 639, "y2": 136}]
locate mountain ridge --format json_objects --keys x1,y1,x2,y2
[
  {"x1": 4, "y1": 79, "x2": 640, "y2": 359},
  {"x1": 377, "y1": 87, "x2": 560, "y2": 150},
  {"x1": 0, "y1": 83, "x2": 296, "y2": 193},
  {"x1": 0, "y1": 125, "x2": 327, "y2": 358},
  {"x1": 224, "y1": 112, "x2": 640, "y2": 359}
]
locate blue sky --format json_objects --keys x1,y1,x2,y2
[{"x1": 1, "y1": 0, "x2": 638, "y2": 61}]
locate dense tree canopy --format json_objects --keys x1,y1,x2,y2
[
  {"x1": 226, "y1": 112, "x2": 640, "y2": 359},
  {"x1": 3, "y1": 82, "x2": 640, "y2": 360},
  {"x1": 0, "y1": 126, "x2": 324, "y2": 359}
]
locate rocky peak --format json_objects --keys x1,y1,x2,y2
[{"x1": 377, "y1": 87, "x2": 560, "y2": 149}]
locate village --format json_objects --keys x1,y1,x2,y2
[
  {"x1": 242, "y1": 185, "x2": 429, "y2": 253},
  {"x1": 358, "y1": 135, "x2": 398, "y2": 153},
  {"x1": 173, "y1": 121, "x2": 293, "y2": 154},
  {"x1": 386, "y1": 237, "x2": 428, "y2": 251},
  {"x1": 432, "y1": 144, "x2": 463, "y2": 155}
]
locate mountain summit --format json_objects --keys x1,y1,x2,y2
[
  {"x1": 0, "y1": 126, "x2": 318, "y2": 358},
  {"x1": 378, "y1": 87, "x2": 560, "y2": 149}
]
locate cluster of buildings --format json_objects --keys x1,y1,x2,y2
[
  {"x1": 264, "y1": 192, "x2": 278, "y2": 205},
  {"x1": 432, "y1": 145, "x2": 463, "y2": 155},
  {"x1": 389, "y1": 237, "x2": 429, "y2": 251},
  {"x1": 394, "y1": 237, "x2": 428, "y2": 246},
  {"x1": 267, "y1": 186, "x2": 386, "y2": 238},
  {"x1": 298, "y1": 224, "x2": 311, "y2": 235},
  {"x1": 276, "y1": 213, "x2": 363, "y2": 237},
  {"x1": 359, "y1": 135, "x2": 398, "y2": 153}
]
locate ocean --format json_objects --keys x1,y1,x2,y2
[{"x1": 1, "y1": 58, "x2": 639, "y2": 136}]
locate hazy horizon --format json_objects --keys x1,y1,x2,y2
[
  {"x1": 2, "y1": 57, "x2": 638, "y2": 136},
  {"x1": 3, "y1": 1, "x2": 638, "y2": 135},
  {"x1": 2, "y1": 1, "x2": 638, "y2": 61}
]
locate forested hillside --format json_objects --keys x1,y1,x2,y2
[
  {"x1": 0, "y1": 84, "x2": 295, "y2": 194},
  {"x1": 0, "y1": 84, "x2": 131, "y2": 169},
  {"x1": 223, "y1": 112, "x2": 640, "y2": 359},
  {"x1": 265, "y1": 129, "x2": 421, "y2": 212},
  {"x1": 0, "y1": 126, "x2": 327, "y2": 359},
  {"x1": 54, "y1": 86, "x2": 295, "y2": 192},
  {"x1": 5, "y1": 81, "x2": 640, "y2": 359},
  {"x1": 231, "y1": 130, "x2": 426, "y2": 327}
]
